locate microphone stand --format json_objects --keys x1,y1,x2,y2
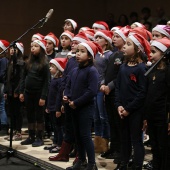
[{"x1": 0, "y1": 17, "x2": 46, "y2": 160}]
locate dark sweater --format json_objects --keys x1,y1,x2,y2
[
  {"x1": 20, "y1": 62, "x2": 50, "y2": 100},
  {"x1": 64, "y1": 64, "x2": 99, "y2": 107},
  {"x1": 0, "y1": 57, "x2": 8, "y2": 83},
  {"x1": 47, "y1": 77, "x2": 62, "y2": 112},
  {"x1": 115, "y1": 62, "x2": 147, "y2": 113}
]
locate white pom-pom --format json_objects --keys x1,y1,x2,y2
[{"x1": 146, "y1": 61, "x2": 152, "y2": 66}]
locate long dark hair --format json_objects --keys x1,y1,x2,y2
[{"x1": 26, "y1": 47, "x2": 48, "y2": 70}]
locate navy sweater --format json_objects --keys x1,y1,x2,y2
[
  {"x1": 115, "y1": 62, "x2": 147, "y2": 113},
  {"x1": 64, "y1": 64, "x2": 99, "y2": 107}
]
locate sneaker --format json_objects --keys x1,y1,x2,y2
[
  {"x1": 32, "y1": 138, "x2": 44, "y2": 147},
  {"x1": 21, "y1": 137, "x2": 35, "y2": 145},
  {"x1": 7, "y1": 133, "x2": 22, "y2": 141}
]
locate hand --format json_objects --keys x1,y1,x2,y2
[
  {"x1": 61, "y1": 105, "x2": 65, "y2": 113},
  {"x1": 45, "y1": 108, "x2": 50, "y2": 113},
  {"x1": 14, "y1": 93, "x2": 18, "y2": 98},
  {"x1": 100, "y1": 85, "x2": 105, "y2": 92},
  {"x1": 104, "y1": 86, "x2": 110, "y2": 95},
  {"x1": 69, "y1": 101, "x2": 76, "y2": 109},
  {"x1": 121, "y1": 110, "x2": 129, "y2": 117},
  {"x1": 168, "y1": 123, "x2": 170, "y2": 135},
  {"x1": 56, "y1": 112, "x2": 61, "y2": 118},
  {"x1": 4, "y1": 94, "x2": 7, "y2": 100},
  {"x1": 63, "y1": 96, "x2": 69, "y2": 103},
  {"x1": 142, "y1": 120, "x2": 147, "y2": 132},
  {"x1": 19, "y1": 94, "x2": 24, "y2": 102},
  {"x1": 39, "y1": 99, "x2": 45, "y2": 106},
  {"x1": 118, "y1": 106, "x2": 124, "y2": 119}
]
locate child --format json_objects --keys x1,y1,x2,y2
[
  {"x1": 152, "y1": 25, "x2": 170, "y2": 40},
  {"x1": 93, "y1": 30, "x2": 113, "y2": 153},
  {"x1": 19, "y1": 39, "x2": 50, "y2": 147},
  {"x1": 0, "y1": 40, "x2": 10, "y2": 135},
  {"x1": 144, "y1": 37, "x2": 170, "y2": 170},
  {"x1": 64, "y1": 41, "x2": 101, "y2": 170},
  {"x1": 31, "y1": 33, "x2": 44, "y2": 42},
  {"x1": 55, "y1": 31, "x2": 74, "y2": 58},
  {"x1": 92, "y1": 21, "x2": 109, "y2": 33},
  {"x1": 4, "y1": 42, "x2": 24, "y2": 141},
  {"x1": 64, "y1": 19, "x2": 77, "y2": 33},
  {"x1": 114, "y1": 33, "x2": 150, "y2": 169},
  {"x1": 46, "y1": 58, "x2": 67, "y2": 153}
]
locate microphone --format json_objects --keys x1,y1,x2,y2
[{"x1": 44, "y1": 9, "x2": 54, "y2": 23}]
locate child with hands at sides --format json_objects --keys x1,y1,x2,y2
[
  {"x1": 114, "y1": 33, "x2": 150, "y2": 170},
  {"x1": 64, "y1": 41, "x2": 102, "y2": 170},
  {"x1": 19, "y1": 39, "x2": 50, "y2": 147}
]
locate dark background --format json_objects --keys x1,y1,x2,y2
[{"x1": 0, "y1": 0, "x2": 169, "y2": 55}]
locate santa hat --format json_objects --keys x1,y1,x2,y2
[
  {"x1": 32, "y1": 33, "x2": 44, "y2": 40},
  {"x1": 150, "y1": 37, "x2": 170, "y2": 52},
  {"x1": 84, "y1": 29, "x2": 95, "y2": 41},
  {"x1": 16, "y1": 42, "x2": 24, "y2": 54},
  {"x1": 65, "y1": 19, "x2": 77, "y2": 30},
  {"x1": 94, "y1": 30, "x2": 113, "y2": 44},
  {"x1": 44, "y1": 32, "x2": 59, "y2": 47},
  {"x1": 92, "y1": 21, "x2": 109, "y2": 30},
  {"x1": 60, "y1": 30, "x2": 74, "y2": 41},
  {"x1": 72, "y1": 31, "x2": 90, "y2": 42},
  {"x1": 114, "y1": 25, "x2": 131, "y2": 42},
  {"x1": 0, "y1": 40, "x2": 10, "y2": 51},
  {"x1": 128, "y1": 33, "x2": 151, "y2": 58},
  {"x1": 79, "y1": 41, "x2": 103, "y2": 58},
  {"x1": 33, "y1": 39, "x2": 46, "y2": 51},
  {"x1": 49, "y1": 58, "x2": 67, "y2": 72},
  {"x1": 152, "y1": 25, "x2": 170, "y2": 38},
  {"x1": 132, "y1": 22, "x2": 146, "y2": 28},
  {"x1": 111, "y1": 26, "x2": 122, "y2": 32},
  {"x1": 129, "y1": 27, "x2": 152, "y2": 41},
  {"x1": 80, "y1": 27, "x2": 91, "y2": 32}
]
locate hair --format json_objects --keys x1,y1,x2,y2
[
  {"x1": 87, "y1": 51, "x2": 94, "y2": 65},
  {"x1": 26, "y1": 47, "x2": 48, "y2": 70},
  {"x1": 105, "y1": 41, "x2": 113, "y2": 51}
]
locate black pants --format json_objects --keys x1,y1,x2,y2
[
  {"x1": 147, "y1": 120, "x2": 168, "y2": 170},
  {"x1": 105, "y1": 95, "x2": 121, "y2": 152}
]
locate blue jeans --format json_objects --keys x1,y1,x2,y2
[
  {"x1": 0, "y1": 95, "x2": 8, "y2": 125},
  {"x1": 94, "y1": 91, "x2": 110, "y2": 139}
]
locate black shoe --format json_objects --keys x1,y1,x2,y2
[
  {"x1": 44, "y1": 145, "x2": 56, "y2": 150},
  {"x1": 143, "y1": 160, "x2": 153, "y2": 170},
  {"x1": 85, "y1": 163, "x2": 98, "y2": 170},
  {"x1": 100, "y1": 149, "x2": 113, "y2": 158},
  {"x1": 69, "y1": 148, "x2": 77, "y2": 158},
  {"x1": 143, "y1": 139, "x2": 151, "y2": 147},
  {"x1": 21, "y1": 137, "x2": 35, "y2": 145},
  {"x1": 0, "y1": 124, "x2": 9, "y2": 135},
  {"x1": 32, "y1": 138, "x2": 44, "y2": 147},
  {"x1": 66, "y1": 159, "x2": 87, "y2": 170}
]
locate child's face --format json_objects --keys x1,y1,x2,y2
[
  {"x1": 152, "y1": 31, "x2": 164, "y2": 40},
  {"x1": 76, "y1": 44, "x2": 89, "y2": 63},
  {"x1": 112, "y1": 33, "x2": 125, "y2": 49},
  {"x1": 60, "y1": 35, "x2": 72, "y2": 50},
  {"x1": 63, "y1": 21, "x2": 73, "y2": 32},
  {"x1": 71, "y1": 40, "x2": 80, "y2": 53},
  {"x1": 49, "y1": 63, "x2": 58, "y2": 75},
  {"x1": 93, "y1": 27, "x2": 102, "y2": 33},
  {"x1": 150, "y1": 46, "x2": 162, "y2": 64},
  {"x1": 95, "y1": 36, "x2": 107, "y2": 49},
  {"x1": 10, "y1": 47, "x2": 18, "y2": 56},
  {"x1": 31, "y1": 42, "x2": 41, "y2": 55},
  {"x1": 122, "y1": 38, "x2": 136, "y2": 57},
  {"x1": 46, "y1": 39, "x2": 55, "y2": 54}
]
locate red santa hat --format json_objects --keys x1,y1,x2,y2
[
  {"x1": 16, "y1": 42, "x2": 24, "y2": 54},
  {"x1": 111, "y1": 26, "x2": 122, "y2": 32},
  {"x1": 152, "y1": 25, "x2": 170, "y2": 38},
  {"x1": 94, "y1": 30, "x2": 113, "y2": 44},
  {"x1": 129, "y1": 27, "x2": 152, "y2": 41},
  {"x1": 92, "y1": 21, "x2": 109, "y2": 30},
  {"x1": 80, "y1": 27, "x2": 91, "y2": 32},
  {"x1": 60, "y1": 30, "x2": 74, "y2": 41},
  {"x1": 84, "y1": 29, "x2": 95, "y2": 41},
  {"x1": 79, "y1": 41, "x2": 103, "y2": 58},
  {"x1": 132, "y1": 22, "x2": 146, "y2": 28},
  {"x1": 72, "y1": 31, "x2": 90, "y2": 42},
  {"x1": 0, "y1": 40, "x2": 10, "y2": 51},
  {"x1": 65, "y1": 19, "x2": 77, "y2": 30},
  {"x1": 33, "y1": 39, "x2": 47, "y2": 51},
  {"x1": 49, "y1": 58, "x2": 67, "y2": 72},
  {"x1": 128, "y1": 33, "x2": 151, "y2": 58},
  {"x1": 32, "y1": 33, "x2": 44, "y2": 40},
  {"x1": 150, "y1": 37, "x2": 170, "y2": 52},
  {"x1": 44, "y1": 32, "x2": 59, "y2": 47},
  {"x1": 114, "y1": 25, "x2": 131, "y2": 42}
]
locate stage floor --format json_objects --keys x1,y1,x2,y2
[{"x1": 0, "y1": 129, "x2": 152, "y2": 170}]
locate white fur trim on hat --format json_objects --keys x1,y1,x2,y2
[
  {"x1": 92, "y1": 23, "x2": 106, "y2": 30},
  {"x1": 44, "y1": 35, "x2": 56, "y2": 45},
  {"x1": 16, "y1": 43, "x2": 24, "y2": 54},
  {"x1": 115, "y1": 30, "x2": 126, "y2": 42},
  {"x1": 151, "y1": 41, "x2": 167, "y2": 52},
  {"x1": 152, "y1": 27, "x2": 170, "y2": 38},
  {"x1": 94, "y1": 31, "x2": 112, "y2": 44},
  {"x1": 50, "y1": 59, "x2": 64, "y2": 72},
  {"x1": 60, "y1": 32, "x2": 73, "y2": 41},
  {"x1": 72, "y1": 37, "x2": 87, "y2": 43},
  {"x1": 128, "y1": 34, "x2": 144, "y2": 53},
  {"x1": 79, "y1": 42, "x2": 94, "y2": 58},
  {"x1": 65, "y1": 19, "x2": 77, "y2": 30},
  {"x1": 0, "y1": 41, "x2": 7, "y2": 51},
  {"x1": 32, "y1": 34, "x2": 43, "y2": 40},
  {"x1": 33, "y1": 40, "x2": 46, "y2": 51}
]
